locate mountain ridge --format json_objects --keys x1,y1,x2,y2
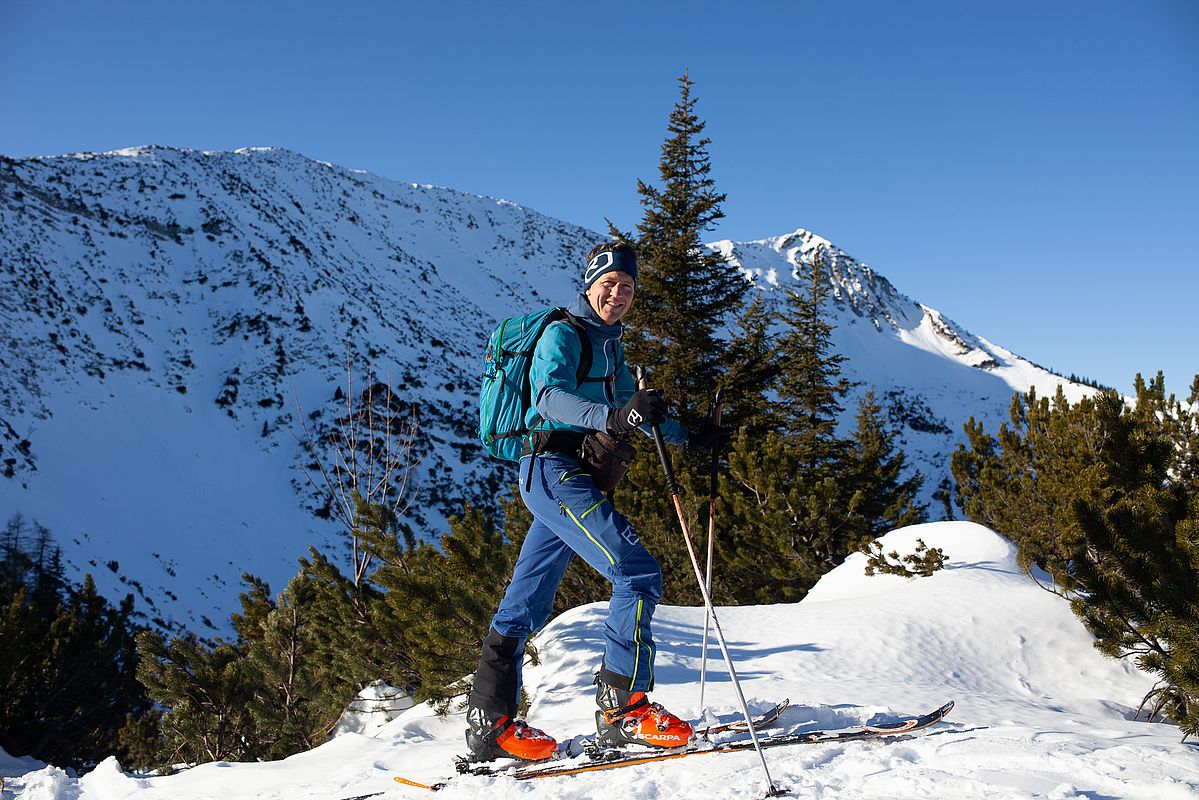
[{"x1": 0, "y1": 145, "x2": 1091, "y2": 631}]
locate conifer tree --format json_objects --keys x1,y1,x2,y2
[
  {"x1": 718, "y1": 247, "x2": 928, "y2": 602},
  {"x1": 1068, "y1": 390, "x2": 1199, "y2": 736},
  {"x1": 234, "y1": 574, "x2": 347, "y2": 758},
  {"x1": 370, "y1": 502, "x2": 521, "y2": 711},
  {"x1": 774, "y1": 245, "x2": 851, "y2": 475},
  {"x1": 722, "y1": 430, "x2": 836, "y2": 602},
  {"x1": 622, "y1": 71, "x2": 747, "y2": 427},
  {"x1": 1180, "y1": 375, "x2": 1199, "y2": 494},
  {"x1": 1138, "y1": 372, "x2": 1199, "y2": 498},
  {"x1": 1, "y1": 516, "x2": 152, "y2": 769},
  {"x1": 136, "y1": 630, "x2": 258, "y2": 764},
  {"x1": 299, "y1": 543, "x2": 417, "y2": 695},
  {"x1": 951, "y1": 372, "x2": 1199, "y2": 737},
  {"x1": 844, "y1": 389, "x2": 927, "y2": 538},
  {"x1": 722, "y1": 247, "x2": 854, "y2": 598},
  {"x1": 951, "y1": 386, "x2": 1108, "y2": 588},
  {"x1": 863, "y1": 537, "x2": 946, "y2": 578},
  {"x1": 139, "y1": 557, "x2": 409, "y2": 766},
  {"x1": 721, "y1": 292, "x2": 784, "y2": 438}
]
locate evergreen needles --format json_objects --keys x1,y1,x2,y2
[
  {"x1": 953, "y1": 374, "x2": 1199, "y2": 737},
  {"x1": 0, "y1": 515, "x2": 154, "y2": 770}
]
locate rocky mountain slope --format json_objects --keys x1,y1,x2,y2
[{"x1": 0, "y1": 146, "x2": 1090, "y2": 631}]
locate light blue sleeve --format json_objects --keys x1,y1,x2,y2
[{"x1": 530, "y1": 322, "x2": 610, "y2": 431}]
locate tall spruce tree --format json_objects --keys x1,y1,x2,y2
[
  {"x1": 622, "y1": 71, "x2": 747, "y2": 427},
  {"x1": 568, "y1": 71, "x2": 756, "y2": 612},
  {"x1": 845, "y1": 389, "x2": 928, "y2": 538},
  {"x1": 720, "y1": 247, "x2": 859, "y2": 602},
  {"x1": 722, "y1": 292, "x2": 784, "y2": 438},
  {"x1": 774, "y1": 245, "x2": 851, "y2": 475}
]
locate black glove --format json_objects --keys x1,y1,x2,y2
[
  {"x1": 607, "y1": 389, "x2": 667, "y2": 435},
  {"x1": 687, "y1": 421, "x2": 730, "y2": 454}
]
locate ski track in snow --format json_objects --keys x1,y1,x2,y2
[{"x1": 4, "y1": 522, "x2": 1197, "y2": 800}]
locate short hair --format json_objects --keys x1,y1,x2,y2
[{"x1": 586, "y1": 240, "x2": 638, "y2": 263}]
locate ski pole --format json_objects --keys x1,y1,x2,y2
[
  {"x1": 636, "y1": 368, "x2": 782, "y2": 798},
  {"x1": 698, "y1": 388, "x2": 723, "y2": 713}
]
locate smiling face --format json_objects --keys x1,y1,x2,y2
[{"x1": 586, "y1": 270, "x2": 636, "y2": 325}]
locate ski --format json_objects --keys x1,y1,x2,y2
[
  {"x1": 391, "y1": 740, "x2": 576, "y2": 793},
  {"x1": 391, "y1": 700, "x2": 953, "y2": 791},
  {"x1": 508, "y1": 700, "x2": 954, "y2": 782},
  {"x1": 695, "y1": 698, "x2": 790, "y2": 736}
]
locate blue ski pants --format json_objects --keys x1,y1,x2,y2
[{"x1": 474, "y1": 452, "x2": 661, "y2": 716}]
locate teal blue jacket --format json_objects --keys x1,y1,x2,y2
[{"x1": 526, "y1": 293, "x2": 688, "y2": 446}]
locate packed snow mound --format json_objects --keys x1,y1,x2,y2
[
  {"x1": 331, "y1": 681, "x2": 415, "y2": 738},
  {"x1": 806, "y1": 520, "x2": 1018, "y2": 603},
  {"x1": 792, "y1": 522, "x2": 1155, "y2": 719},
  {"x1": 516, "y1": 522, "x2": 1157, "y2": 735}
]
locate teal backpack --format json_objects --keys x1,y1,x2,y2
[{"x1": 478, "y1": 307, "x2": 593, "y2": 461}]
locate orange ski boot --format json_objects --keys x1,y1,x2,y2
[
  {"x1": 465, "y1": 706, "x2": 557, "y2": 762},
  {"x1": 595, "y1": 677, "x2": 693, "y2": 749}
]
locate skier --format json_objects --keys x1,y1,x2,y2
[{"x1": 465, "y1": 241, "x2": 728, "y2": 761}]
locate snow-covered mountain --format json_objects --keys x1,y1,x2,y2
[
  {"x1": 5, "y1": 523, "x2": 1195, "y2": 799},
  {"x1": 710, "y1": 232, "x2": 1096, "y2": 500},
  {"x1": 0, "y1": 146, "x2": 1091, "y2": 632}
]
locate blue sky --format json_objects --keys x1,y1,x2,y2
[{"x1": 2, "y1": 0, "x2": 1195, "y2": 397}]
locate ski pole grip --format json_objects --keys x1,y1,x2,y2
[{"x1": 637, "y1": 366, "x2": 679, "y2": 496}]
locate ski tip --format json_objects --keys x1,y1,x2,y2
[{"x1": 394, "y1": 775, "x2": 445, "y2": 791}]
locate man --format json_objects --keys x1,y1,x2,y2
[{"x1": 465, "y1": 241, "x2": 726, "y2": 761}]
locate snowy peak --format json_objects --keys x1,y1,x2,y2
[
  {"x1": 710, "y1": 226, "x2": 1095, "y2": 513},
  {"x1": 712, "y1": 227, "x2": 1076, "y2": 395},
  {"x1": 712, "y1": 228, "x2": 923, "y2": 329}
]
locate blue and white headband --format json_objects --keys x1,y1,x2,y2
[{"x1": 584, "y1": 248, "x2": 639, "y2": 289}]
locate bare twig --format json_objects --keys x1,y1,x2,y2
[{"x1": 291, "y1": 346, "x2": 419, "y2": 586}]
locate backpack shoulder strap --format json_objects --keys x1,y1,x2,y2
[{"x1": 556, "y1": 308, "x2": 593, "y2": 388}]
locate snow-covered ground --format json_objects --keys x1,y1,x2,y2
[{"x1": 5, "y1": 522, "x2": 1197, "y2": 800}]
